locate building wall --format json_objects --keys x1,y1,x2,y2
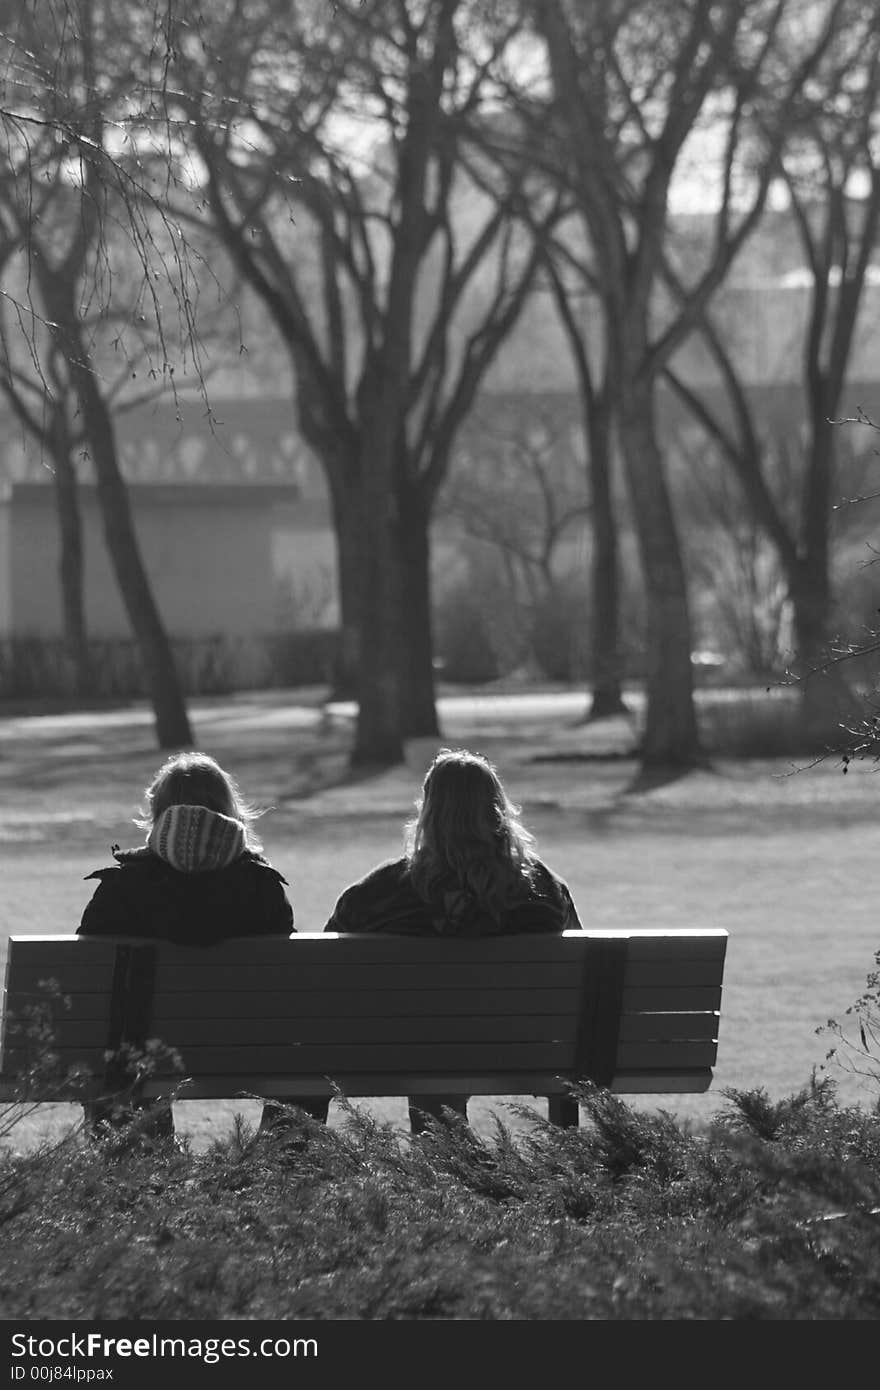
[
  {"x1": 7, "y1": 484, "x2": 323, "y2": 641},
  {"x1": 271, "y1": 501, "x2": 339, "y2": 628},
  {"x1": 7, "y1": 489, "x2": 56, "y2": 635}
]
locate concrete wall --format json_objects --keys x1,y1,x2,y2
[{"x1": 5, "y1": 483, "x2": 329, "y2": 641}]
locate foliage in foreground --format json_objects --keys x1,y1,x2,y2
[{"x1": 2, "y1": 1078, "x2": 879, "y2": 1321}]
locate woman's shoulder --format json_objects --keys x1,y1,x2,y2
[
  {"x1": 345, "y1": 857, "x2": 410, "y2": 890},
  {"x1": 333, "y1": 857, "x2": 411, "y2": 905},
  {"x1": 233, "y1": 851, "x2": 290, "y2": 886},
  {"x1": 514, "y1": 857, "x2": 582, "y2": 929},
  {"x1": 83, "y1": 846, "x2": 157, "y2": 882},
  {"x1": 527, "y1": 857, "x2": 572, "y2": 894},
  {"x1": 326, "y1": 858, "x2": 418, "y2": 930},
  {"x1": 84, "y1": 847, "x2": 289, "y2": 886}
]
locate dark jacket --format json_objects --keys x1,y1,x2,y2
[
  {"x1": 323, "y1": 855, "x2": 581, "y2": 937},
  {"x1": 78, "y1": 807, "x2": 293, "y2": 945}
]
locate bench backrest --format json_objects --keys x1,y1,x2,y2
[{"x1": 0, "y1": 929, "x2": 727, "y2": 1101}]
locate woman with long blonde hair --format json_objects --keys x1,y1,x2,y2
[{"x1": 321, "y1": 747, "x2": 581, "y2": 1131}]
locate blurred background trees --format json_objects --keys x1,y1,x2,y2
[{"x1": 2, "y1": 0, "x2": 879, "y2": 769}]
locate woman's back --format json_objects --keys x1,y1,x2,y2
[
  {"x1": 325, "y1": 853, "x2": 578, "y2": 936},
  {"x1": 324, "y1": 749, "x2": 581, "y2": 937}
]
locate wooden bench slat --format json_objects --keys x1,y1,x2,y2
[
  {"x1": 608, "y1": 1069, "x2": 715, "y2": 1094},
  {"x1": 5, "y1": 930, "x2": 727, "y2": 966},
  {"x1": 138, "y1": 1068, "x2": 718, "y2": 1099},
  {"x1": 4, "y1": 1040, "x2": 578, "y2": 1072},
  {"x1": 1, "y1": 984, "x2": 724, "y2": 1023},
  {"x1": 3, "y1": 1036, "x2": 718, "y2": 1076},
  {"x1": 178, "y1": 958, "x2": 720, "y2": 989},
  {"x1": 622, "y1": 985, "x2": 722, "y2": 1011},
  {"x1": 25, "y1": 1014, "x2": 583, "y2": 1048},
  {"x1": 5, "y1": 967, "x2": 116, "y2": 995},
  {"x1": 29, "y1": 1008, "x2": 719, "y2": 1050},
  {"x1": 34, "y1": 1011, "x2": 720, "y2": 1050},
  {"x1": 7, "y1": 963, "x2": 585, "y2": 992},
  {"x1": 617, "y1": 1040, "x2": 717, "y2": 1068},
  {"x1": 2, "y1": 987, "x2": 584, "y2": 1023},
  {"x1": 149, "y1": 959, "x2": 721, "y2": 991},
  {"x1": 150, "y1": 964, "x2": 582, "y2": 991},
  {"x1": 0, "y1": 1068, "x2": 718, "y2": 1103},
  {"x1": 619, "y1": 1010, "x2": 720, "y2": 1041},
  {"x1": 153, "y1": 986, "x2": 583, "y2": 1022}
]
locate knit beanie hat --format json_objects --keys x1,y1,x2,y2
[{"x1": 148, "y1": 804, "x2": 247, "y2": 873}]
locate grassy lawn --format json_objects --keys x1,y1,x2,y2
[{"x1": 2, "y1": 688, "x2": 879, "y2": 1151}]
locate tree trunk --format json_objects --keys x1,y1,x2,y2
[
  {"x1": 46, "y1": 285, "x2": 193, "y2": 749},
  {"x1": 327, "y1": 482, "x2": 362, "y2": 701},
  {"x1": 584, "y1": 400, "x2": 627, "y2": 721},
  {"x1": 351, "y1": 420, "x2": 404, "y2": 767},
  {"x1": 43, "y1": 345, "x2": 93, "y2": 695},
  {"x1": 49, "y1": 437, "x2": 91, "y2": 697},
  {"x1": 617, "y1": 381, "x2": 703, "y2": 768},
  {"x1": 396, "y1": 478, "x2": 440, "y2": 741},
  {"x1": 81, "y1": 394, "x2": 193, "y2": 748},
  {"x1": 789, "y1": 408, "x2": 860, "y2": 743},
  {"x1": 790, "y1": 558, "x2": 859, "y2": 745}
]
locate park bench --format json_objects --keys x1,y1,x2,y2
[{"x1": 0, "y1": 928, "x2": 727, "y2": 1125}]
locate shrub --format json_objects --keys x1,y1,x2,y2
[
  {"x1": 3, "y1": 1075, "x2": 880, "y2": 1320},
  {"x1": 4, "y1": 996, "x2": 880, "y2": 1320},
  {"x1": 529, "y1": 580, "x2": 588, "y2": 683},
  {"x1": 696, "y1": 687, "x2": 819, "y2": 758},
  {"x1": 264, "y1": 629, "x2": 340, "y2": 687},
  {"x1": 0, "y1": 632, "x2": 340, "y2": 705},
  {"x1": 433, "y1": 580, "x2": 506, "y2": 684}
]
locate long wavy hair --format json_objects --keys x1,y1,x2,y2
[
  {"x1": 134, "y1": 752, "x2": 264, "y2": 850},
  {"x1": 405, "y1": 748, "x2": 537, "y2": 920}
]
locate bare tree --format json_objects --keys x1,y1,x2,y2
[
  {"x1": 0, "y1": 0, "x2": 196, "y2": 745},
  {"x1": 664, "y1": 0, "x2": 880, "y2": 740},
  {"x1": 441, "y1": 401, "x2": 591, "y2": 669},
  {"x1": 0, "y1": 333, "x2": 91, "y2": 692},
  {"x1": 533, "y1": 0, "x2": 848, "y2": 769},
  {"x1": 158, "y1": 0, "x2": 561, "y2": 766},
  {"x1": 538, "y1": 229, "x2": 626, "y2": 720},
  {"x1": 675, "y1": 430, "x2": 791, "y2": 677}
]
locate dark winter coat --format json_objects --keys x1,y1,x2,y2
[
  {"x1": 78, "y1": 827, "x2": 293, "y2": 946},
  {"x1": 323, "y1": 855, "x2": 581, "y2": 937}
]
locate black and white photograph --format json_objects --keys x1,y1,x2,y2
[{"x1": 1, "y1": 0, "x2": 879, "y2": 1349}]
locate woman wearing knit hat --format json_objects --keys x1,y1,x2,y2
[{"x1": 78, "y1": 751, "x2": 296, "y2": 1141}]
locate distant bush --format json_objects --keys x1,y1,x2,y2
[
  {"x1": 433, "y1": 579, "x2": 506, "y2": 684},
  {"x1": 696, "y1": 687, "x2": 829, "y2": 758},
  {"x1": 0, "y1": 632, "x2": 340, "y2": 704},
  {"x1": 529, "y1": 580, "x2": 589, "y2": 683},
  {"x1": 264, "y1": 629, "x2": 341, "y2": 687}
]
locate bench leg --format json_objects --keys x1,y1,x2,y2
[{"x1": 548, "y1": 1095, "x2": 579, "y2": 1128}]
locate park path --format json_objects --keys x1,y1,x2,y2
[{"x1": 0, "y1": 684, "x2": 873, "y2": 839}]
